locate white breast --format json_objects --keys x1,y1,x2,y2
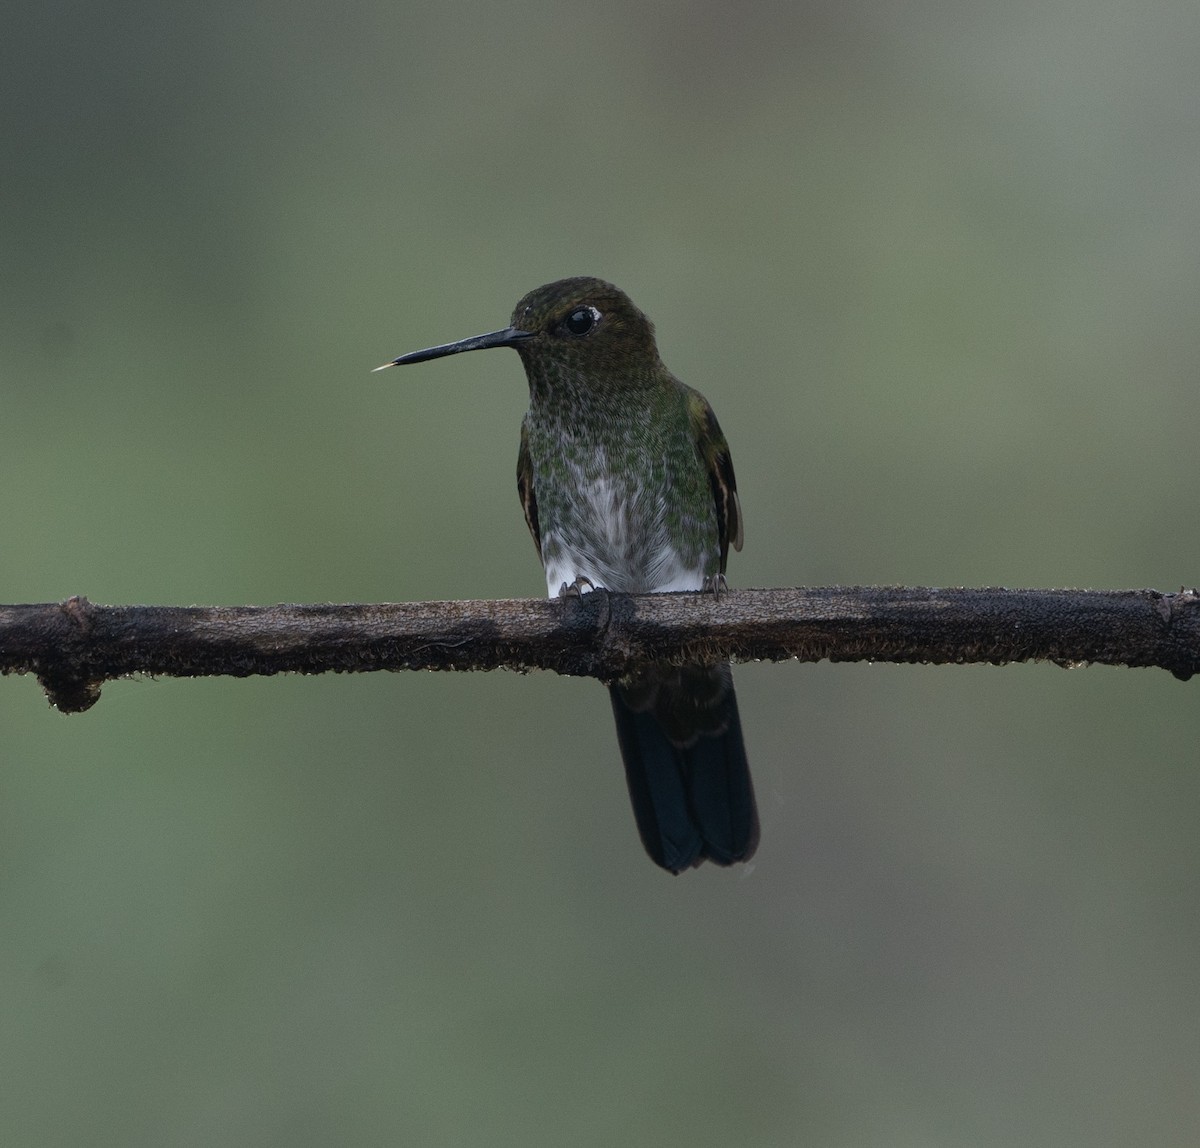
[{"x1": 541, "y1": 461, "x2": 706, "y2": 598}]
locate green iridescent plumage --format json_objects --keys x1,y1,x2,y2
[{"x1": 378, "y1": 277, "x2": 759, "y2": 873}]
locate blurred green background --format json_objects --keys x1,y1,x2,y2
[{"x1": 3, "y1": 1, "x2": 1200, "y2": 1144}]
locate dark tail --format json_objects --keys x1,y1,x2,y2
[{"x1": 609, "y1": 663, "x2": 759, "y2": 874}]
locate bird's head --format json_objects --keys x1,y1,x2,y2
[{"x1": 374, "y1": 277, "x2": 662, "y2": 385}]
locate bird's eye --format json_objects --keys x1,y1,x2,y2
[{"x1": 563, "y1": 306, "x2": 600, "y2": 336}]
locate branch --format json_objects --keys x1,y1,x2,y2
[{"x1": 0, "y1": 586, "x2": 1196, "y2": 713}]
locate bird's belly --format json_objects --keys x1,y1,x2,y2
[{"x1": 539, "y1": 469, "x2": 709, "y2": 598}]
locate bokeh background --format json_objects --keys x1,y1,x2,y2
[{"x1": 3, "y1": 1, "x2": 1200, "y2": 1144}]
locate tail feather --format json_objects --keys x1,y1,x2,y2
[{"x1": 609, "y1": 664, "x2": 759, "y2": 874}]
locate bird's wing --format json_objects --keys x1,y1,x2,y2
[
  {"x1": 517, "y1": 418, "x2": 542, "y2": 560},
  {"x1": 687, "y1": 390, "x2": 743, "y2": 572}
]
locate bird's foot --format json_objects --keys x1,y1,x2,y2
[
  {"x1": 557, "y1": 576, "x2": 597, "y2": 599},
  {"x1": 702, "y1": 573, "x2": 729, "y2": 598}
]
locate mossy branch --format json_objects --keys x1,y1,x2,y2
[{"x1": 0, "y1": 586, "x2": 1196, "y2": 713}]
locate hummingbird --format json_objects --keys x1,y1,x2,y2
[{"x1": 375, "y1": 277, "x2": 759, "y2": 873}]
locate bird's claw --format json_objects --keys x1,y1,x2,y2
[
  {"x1": 558, "y1": 576, "x2": 597, "y2": 599},
  {"x1": 702, "y1": 573, "x2": 729, "y2": 598}
]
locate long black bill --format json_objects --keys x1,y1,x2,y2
[{"x1": 372, "y1": 326, "x2": 534, "y2": 371}]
